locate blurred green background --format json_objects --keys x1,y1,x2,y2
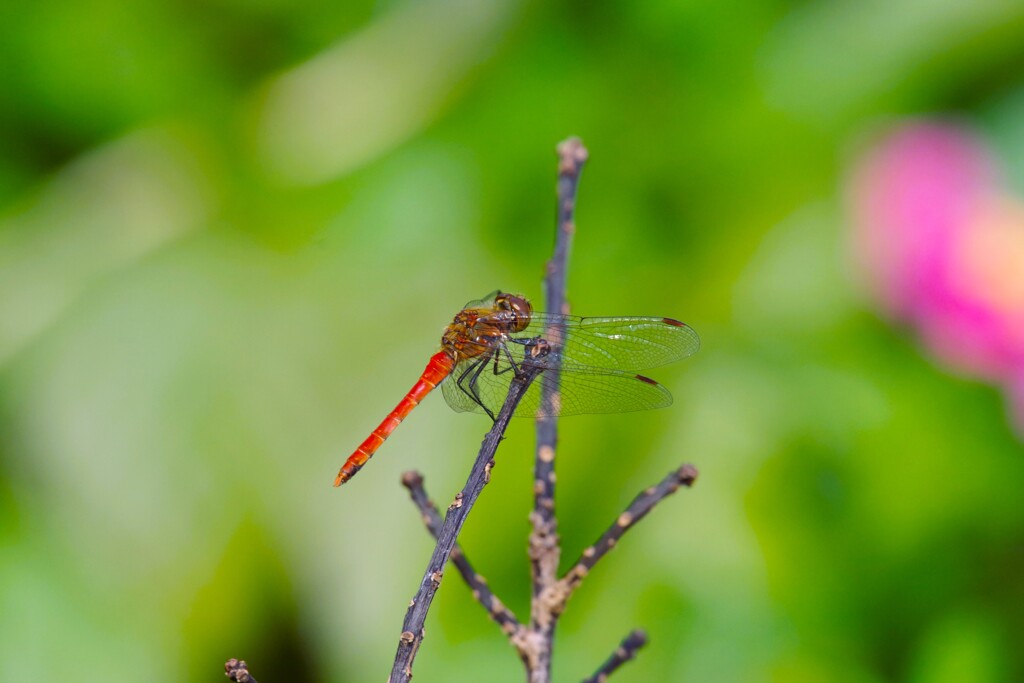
[{"x1": 3, "y1": 1, "x2": 1024, "y2": 681}]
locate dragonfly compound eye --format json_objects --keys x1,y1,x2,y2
[{"x1": 496, "y1": 293, "x2": 533, "y2": 332}]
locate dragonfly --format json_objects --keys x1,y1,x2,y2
[{"x1": 334, "y1": 291, "x2": 700, "y2": 486}]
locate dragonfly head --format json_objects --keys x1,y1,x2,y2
[{"x1": 494, "y1": 292, "x2": 532, "y2": 332}]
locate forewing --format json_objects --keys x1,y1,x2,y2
[{"x1": 519, "y1": 314, "x2": 700, "y2": 372}]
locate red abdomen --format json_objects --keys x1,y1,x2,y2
[{"x1": 334, "y1": 351, "x2": 453, "y2": 486}]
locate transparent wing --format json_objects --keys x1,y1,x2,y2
[
  {"x1": 441, "y1": 341, "x2": 673, "y2": 418},
  {"x1": 503, "y1": 313, "x2": 700, "y2": 372}
]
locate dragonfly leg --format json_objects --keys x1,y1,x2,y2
[
  {"x1": 455, "y1": 355, "x2": 497, "y2": 421},
  {"x1": 492, "y1": 339, "x2": 521, "y2": 376},
  {"x1": 466, "y1": 357, "x2": 497, "y2": 421},
  {"x1": 455, "y1": 356, "x2": 484, "y2": 393}
]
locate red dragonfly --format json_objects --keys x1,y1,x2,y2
[{"x1": 334, "y1": 291, "x2": 699, "y2": 486}]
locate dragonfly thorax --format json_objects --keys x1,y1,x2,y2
[{"x1": 439, "y1": 293, "x2": 534, "y2": 362}]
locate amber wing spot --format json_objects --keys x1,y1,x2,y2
[
  {"x1": 662, "y1": 317, "x2": 686, "y2": 327},
  {"x1": 635, "y1": 374, "x2": 659, "y2": 385}
]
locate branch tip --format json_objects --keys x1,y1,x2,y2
[
  {"x1": 678, "y1": 463, "x2": 698, "y2": 486},
  {"x1": 224, "y1": 659, "x2": 258, "y2": 683},
  {"x1": 401, "y1": 470, "x2": 424, "y2": 488},
  {"x1": 556, "y1": 136, "x2": 589, "y2": 171}
]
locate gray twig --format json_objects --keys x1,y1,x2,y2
[
  {"x1": 529, "y1": 137, "x2": 589, "y2": 681},
  {"x1": 560, "y1": 464, "x2": 699, "y2": 599},
  {"x1": 400, "y1": 471, "x2": 526, "y2": 645},
  {"x1": 581, "y1": 629, "x2": 649, "y2": 683},
  {"x1": 389, "y1": 362, "x2": 544, "y2": 683}
]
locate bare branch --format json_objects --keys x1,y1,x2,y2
[
  {"x1": 389, "y1": 362, "x2": 544, "y2": 683},
  {"x1": 224, "y1": 659, "x2": 259, "y2": 683},
  {"x1": 581, "y1": 630, "x2": 648, "y2": 683},
  {"x1": 532, "y1": 136, "x2": 587, "y2": 534},
  {"x1": 522, "y1": 136, "x2": 589, "y2": 683},
  {"x1": 560, "y1": 464, "x2": 698, "y2": 600},
  {"x1": 400, "y1": 470, "x2": 525, "y2": 639}
]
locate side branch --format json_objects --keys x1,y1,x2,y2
[
  {"x1": 560, "y1": 464, "x2": 698, "y2": 600},
  {"x1": 400, "y1": 470, "x2": 524, "y2": 638},
  {"x1": 581, "y1": 629, "x2": 648, "y2": 683},
  {"x1": 389, "y1": 363, "x2": 544, "y2": 683}
]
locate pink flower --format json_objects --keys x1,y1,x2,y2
[{"x1": 848, "y1": 121, "x2": 1024, "y2": 431}]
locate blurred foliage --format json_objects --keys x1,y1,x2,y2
[{"x1": 2, "y1": 1, "x2": 1024, "y2": 681}]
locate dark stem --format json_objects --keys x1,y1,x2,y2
[
  {"x1": 224, "y1": 659, "x2": 259, "y2": 683},
  {"x1": 389, "y1": 363, "x2": 544, "y2": 683},
  {"x1": 581, "y1": 629, "x2": 649, "y2": 683},
  {"x1": 561, "y1": 464, "x2": 698, "y2": 597},
  {"x1": 400, "y1": 470, "x2": 526, "y2": 643},
  {"x1": 530, "y1": 138, "x2": 588, "y2": 671}
]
